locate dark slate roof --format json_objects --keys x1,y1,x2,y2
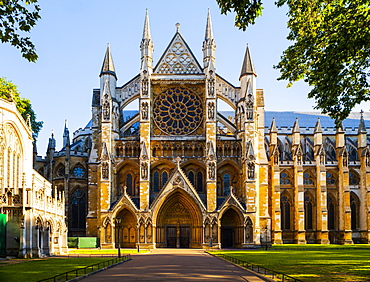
[{"x1": 265, "y1": 111, "x2": 370, "y2": 130}]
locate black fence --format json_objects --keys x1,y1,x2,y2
[
  {"x1": 37, "y1": 255, "x2": 131, "y2": 282},
  {"x1": 214, "y1": 253, "x2": 303, "y2": 282}
]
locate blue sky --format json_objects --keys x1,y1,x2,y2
[{"x1": 1, "y1": 0, "x2": 369, "y2": 153}]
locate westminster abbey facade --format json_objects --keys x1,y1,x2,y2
[{"x1": 35, "y1": 11, "x2": 370, "y2": 248}]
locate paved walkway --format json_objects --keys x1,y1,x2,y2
[{"x1": 81, "y1": 249, "x2": 268, "y2": 281}]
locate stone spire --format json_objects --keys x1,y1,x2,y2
[
  {"x1": 63, "y1": 120, "x2": 70, "y2": 148},
  {"x1": 314, "y1": 117, "x2": 323, "y2": 133},
  {"x1": 47, "y1": 130, "x2": 56, "y2": 151},
  {"x1": 240, "y1": 45, "x2": 256, "y2": 79},
  {"x1": 270, "y1": 118, "x2": 277, "y2": 133},
  {"x1": 204, "y1": 8, "x2": 213, "y2": 41},
  {"x1": 202, "y1": 9, "x2": 216, "y2": 70},
  {"x1": 142, "y1": 9, "x2": 151, "y2": 41},
  {"x1": 358, "y1": 110, "x2": 367, "y2": 134},
  {"x1": 141, "y1": 9, "x2": 154, "y2": 72},
  {"x1": 292, "y1": 117, "x2": 300, "y2": 133},
  {"x1": 358, "y1": 110, "x2": 367, "y2": 148},
  {"x1": 100, "y1": 43, "x2": 117, "y2": 79}
]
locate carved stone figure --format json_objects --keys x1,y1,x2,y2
[
  {"x1": 141, "y1": 162, "x2": 148, "y2": 180},
  {"x1": 141, "y1": 102, "x2": 149, "y2": 120},
  {"x1": 208, "y1": 102, "x2": 215, "y2": 120},
  {"x1": 102, "y1": 99, "x2": 110, "y2": 120},
  {"x1": 102, "y1": 163, "x2": 109, "y2": 179},
  {"x1": 247, "y1": 162, "x2": 255, "y2": 179},
  {"x1": 208, "y1": 162, "x2": 215, "y2": 179}
]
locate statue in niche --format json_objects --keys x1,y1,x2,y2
[
  {"x1": 141, "y1": 70, "x2": 149, "y2": 96},
  {"x1": 208, "y1": 102, "x2": 215, "y2": 120},
  {"x1": 208, "y1": 77, "x2": 215, "y2": 97},
  {"x1": 343, "y1": 155, "x2": 348, "y2": 167},
  {"x1": 141, "y1": 162, "x2": 148, "y2": 180},
  {"x1": 102, "y1": 163, "x2": 109, "y2": 179},
  {"x1": 246, "y1": 98, "x2": 253, "y2": 120},
  {"x1": 208, "y1": 162, "x2": 215, "y2": 180},
  {"x1": 247, "y1": 162, "x2": 255, "y2": 179},
  {"x1": 366, "y1": 152, "x2": 370, "y2": 167},
  {"x1": 320, "y1": 153, "x2": 325, "y2": 165},
  {"x1": 141, "y1": 102, "x2": 149, "y2": 120},
  {"x1": 102, "y1": 95, "x2": 110, "y2": 120}
]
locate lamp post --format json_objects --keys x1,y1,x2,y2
[
  {"x1": 264, "y1": 226, "x2": 269, "y2": 251},
  {"x1": 116, "y1": 216, "x2": 121, "y2": 258}
]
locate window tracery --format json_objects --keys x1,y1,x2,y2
[
  {"x1": 71, "y1": 187, "x2": 86, "y2": 229},
  {"x1": 153, "y1": 87, "x2": 203, "y2": 135}
]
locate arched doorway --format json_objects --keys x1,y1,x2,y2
[
  {"x1": 220, "y1": 208, "x2": 243, "y2": 248},
  {"x1": 115, "y1": 208, "x2": 137, "y2": 248},
  {"x1": 156, "y1": 190, "x2": 202, "y2": 248}
]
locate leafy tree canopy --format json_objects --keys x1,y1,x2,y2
[
  {"x1": 0, "y1": 77, "x2": 43, "y2": 137},
  {"x1": 0, "y1": 0, "x2": 40, "y2": 62},
  {"x1": 216, "y1": 0, "x2": 370, "y2": 125}
]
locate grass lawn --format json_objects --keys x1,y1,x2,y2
[
  {"x1": 0, "y1": 257, "x2": 121, "y2": 282},
  {"x1": 211, "y1": 245, "x2": 370, "y2": 281}
]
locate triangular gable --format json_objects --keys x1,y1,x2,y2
[
  {"x1": 150, "y1": 165, "x2": 206, "y2": 212},
  {"x1": 110, "y1": 188, "x2": 139, "y2": 213},
  {"x1": 153, "y1": 32, "x2": 203, "y2": 75},
  {"x1": 217, "y1": 188, "x2": 245, "y2": 213}
]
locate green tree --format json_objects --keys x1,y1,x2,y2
[
  {"x1": 0, "y1": 0, "x2": 41, "y2": 62},
  {"x1": 0, "y1": 77, "x2": 43, "y2": 137},
  {"x1": 216, "y1": 0, "x2": 370, "y2": 125}
]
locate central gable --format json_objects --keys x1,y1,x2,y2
[{"x1": 154, "y1": 32, "x2": 203, "y2": 75}]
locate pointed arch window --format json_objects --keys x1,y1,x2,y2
[
  {"x1": 223, "y1": 173, "x2": 231, "y2": 196},
  {"x1": 326, "y1": 172, "x2": 337, "y2": 186},
  {"x1": 304, "y1": 193, "x2": 314, "y2": 230},
  {"x1": 280, "y1": 171, "x2": 292, "y2": 185},
  {"x1": 303, "y1": 172, "x2": 314, "y2": 185},
  {"x1": 71, "y1": 187, "x2": 86, "y2": 229},
  {"x1": 126, "y1": 173, "x2": 133, "y2": 195},
  {"x1": 188, "y1": 171, "x2": 195, "y2": 186},
  {"x1": 349, "y1": 171, "x2": 360, "y2": 186},
  {"x1": 196, "y1": 171, "x2": 203, "y2": 192},
  {"x1": 153, "y1": 171, "x2": 159, "y2": 192},
  {"x1": 281, "y1": 194, "x2": 291, "y2": 230},
  {"x1": 350, "y1": 192, "x2": 360, "y2": 230},
  {"x1": 327, "y1": 194, "x2": 336, "y2": 230},
  {"x1": 162, "y1": 171, "x2": 168, "y2": 188}
]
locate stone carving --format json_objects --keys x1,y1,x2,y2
[
  {"x1": 141, "y1": 70, "x2": 149, "y2": 96},
  {"x1": 102, "y1": 95, "x2": 110, "y2": 121},
  {"x1": 102, "y1": 163, "x2": 109, "y2": 179},
  {"x1": 208, "y1": 102, "x2": 215, "y2": 120},
  {"x1": 208, "y1": 76, "x2": 215, "y2": 97},
  {"x1": 208, "y1": 162, "x2": 216, "y2": 180},
  {"x1": 246, "y1": 94, "x2": 253, "y2": 120},
  {"x1": 247, "y1": 162, "x2": 255, "y2": 180},
  {"x1": 141, "y1": 102, "x2": 149, "y2": 120},
  {"x1": 141, "y1": 162, "x2": 148, "y2": 180}
]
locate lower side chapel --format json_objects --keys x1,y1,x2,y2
[{"x1": 35, "y1": 11, "x2": 370, "y2": 248}]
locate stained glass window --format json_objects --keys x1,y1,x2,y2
[
  {"x1": 224, "y1": 173, "x2": 231, "y2": 196},
  {"x1": 153, "y1": 87, "x2": 203, "y2": 135},
  {"x1": 71, "y1": 188, "x2": 86, "y2": 229}
]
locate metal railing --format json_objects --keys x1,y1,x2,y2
[
  {"x1": 37, "y1": 255, "x2": 131, "y2": 282},
  {"x1": 214, "y1": 253, "x2": 303, "y2": 282}
]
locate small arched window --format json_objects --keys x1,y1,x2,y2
[
  {"x1": 196, "y1": 171, "x2": 203, "y2": 192},
  {"x1": 350, "y1": 192, "x2": 359, "y2": 230},
  {"x1": 327, "y1": 194, "x2": 335, "y2": 230},
  {"x1": 153, "y1": 171, "x2": 159, "y2": 192},
  {"x1": 304, "y1": 193, "x2": 314, "y2": 230},
  {"x1": 223, "y1": 173, "x2": 231, "y2": 196},
  {"x1": 281, "y1": 194, "x2": 291, "y2": 230},
  {"x1": 162, "y1": 171, "x2": 168, "y2": 188},
  {"x1": 188, "y1": 171, "x2": 195, "y2": 186},
  {"x1": 126, "y1": 173, "x2": 133, "y2": 195}
]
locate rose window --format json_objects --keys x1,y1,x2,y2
[{"x1": 153, "y1": 87, "x2": 203, "y2": 135}]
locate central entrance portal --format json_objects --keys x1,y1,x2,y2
[
  {"x1": 156, "y1": 190, "x2": 203, "y2": 248},
  {"x1": 166, "y1": 226, "x2": 190, "y2": 248}
]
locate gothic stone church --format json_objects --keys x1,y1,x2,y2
[{"x1": 36, "y1": 11, "x2": 370, "y2": 248}]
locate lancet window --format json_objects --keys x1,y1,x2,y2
[
  {"x1": 327, "y1": 194, "x2": 336, "y2": 230},
  {"x1": 350, "y1": 192, "x2": 360, "y2": 230},
  {"x1": 281, "y1": 193, "x2": 291, "y2": 230},
  {"x1": 71, "y1": 187, "x2": 86, "y2": 229},
  {"x1": 304, "y1": 192, "x2": 314, "y2": 230}
]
